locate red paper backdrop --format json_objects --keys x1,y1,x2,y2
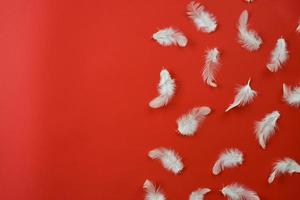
[{"x1": 0, "y1": 0, "x2": 299, "y2": 199}]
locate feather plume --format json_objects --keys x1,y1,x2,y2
[
  {"x1": 148, "y1": 148, "x2": 183, "y2": 174},
  {"x1": 143, "y1": 179, "x2": 166, "y2": 200},
  {"x1": 202, "y1": 48, "x2": 220, "y2": 87},
  {"x1": 187, "y1": 1, "x2": 217, "y2": 33},
  {"x1": 221, "y1": 183, "x2": 260, "y2": 200},
  {"x1": 268, "y1": 158, "x2": 300, "y2": 183},
  {"x1": 296, "y1": 22, "x2": 300, "y2": 33},
  {"x1": 282, "y1": 83, "x2": 300, "y2": 107},
  {"x1": 225, "y1": 79, "x2": 257, "y2": 112},
  {"x1": 177, "y1": 106, "x2": 211, "y2": 136},
  {"x1": 153, "y1": 28, "x2": 188, "y2": 47},
  {"x1": 149, "y1": 69, "x2": 175, "y2": 108},
  {"x1": 212, "y1": 148, "x2": 243, "y2": 175},
  {"x1": 189, "y1": 188, "x2": 211, "y2": 200},
  {"x1": 237, "y1": 10, "x2": 262, "y2": 51},
  {"x1": 255, "y1": 111, "x2": 280, "y2": 149},
  {"x1": 266, "y1": 37, "x2": 288, "y2": 72}
]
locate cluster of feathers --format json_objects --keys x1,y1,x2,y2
[{"x1": 146, "y1": 1, "x2": 299, "y2": 199}]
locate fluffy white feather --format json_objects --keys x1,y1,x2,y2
[
  {"x1": 153, "y1": 28, "x2": 188, "y2": 47},
  {"x1": 149, "y1": 69, "x2": 175, "y2": 108},
  {"x1": 282, "y1": 83, "x2": 300, "y2": 107},
  {"x1": 221, "y1": 183, "x2": 260, "y2": 200},
  {"x1": 266, "y1": 37, "x2": 288, "y2": 72},
  {"x1": 177, "y1": 106, "x2": 211, "y2": 136},
  {"x1": 237, "y1": 10, "x2": 262, "y2": 51},
  {"x1": 296, "y1": 22, "x2": 300, "y2": 33},
  {"x1": 189, "y1": 188, "x2": 211, "y2": 200},
  {"x1": 225, "y1": 79, "x2": 257, "y2": 112},
  {"x1": 148, "y1": 148, "x2": 183, "y2": 174},
  {"x1": 143, "y1": 179, "x2": 166, "y2": 200},
  {"x1": 268, "y1": 158, "x2": 300, "y2": 183},
  {"x1": 187, "y1": 1, "x2": 217, "y2": 33},
  {"x1": 202, "y1": 48, "x2": 220, "y2": 87},
  {"x1": 212, "y1": 148, "x2": 243, "y2": 175},
  {"x1": 255, "y1": 111, "x2": 280, "y2": 149}
]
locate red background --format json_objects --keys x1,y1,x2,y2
[{"x1": 0, "y1": 0, "x2": 299, "y2": 199}]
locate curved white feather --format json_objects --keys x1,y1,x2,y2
[
  {"x1": 221, "y1": 183, "x2": 260, "y2": 200},
  {"x1": 255, "y1": 111, "x2": 280, "y2": 149},
  {"x1": 283, "y1": 83, "x2": 300, "y2": 107},
  {"x1": 148, "y1": 148, "x2": 183, "y2": 174},
  {"x1": 189, "y1": 188, "x2": 211, "y2": 200},
  {"x1": 212, "y1": 148, "x2": 243, "y2": 175},
  {"x1": 177, "y1": 106, "x2": 211, "y2": 136},
  {"x1": 149, "y1": 69, "x2": 175, "y2": 108},
  {"x1": 153, "y1": 28, "x2": 188, "y2": 47},
  {"x1": 266, "y1": 37, "x2": 288, "y2": 72},
  {"x1": 187, "y1": 1, "x2": 217, "y2": 33},
  {"x1": 202, "y1": 48, "x2": 220, "y2": 87},
  {"x1": 143, "y1": 179, "x2": 166, "y2": 200},
  {"x1": 225, "y1": 79, "x2": 257, "y2": 112},
  {"x1": 237, "y1": 10, "x2": 262, "y2": 51},
  {"x1": 268, "y1": 158, "x2": 300, "y2": 183}
]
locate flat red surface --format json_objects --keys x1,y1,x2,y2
[{"x1": 0, "y1": 0, "x2": 299, "y2": 199}]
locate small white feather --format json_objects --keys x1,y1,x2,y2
[
  {"x1": 296, "y1": 22, "x2": 300, "y2": 33},
  {"x1": 237, "y1": 10, "x2": 262, "y2": 51},
  {"x1": 143, "y1": 179, "x2": 166, "y2": 200},
  {"x1": 283, "y1": 83, "x2": 300, "y2": 107},
  {"x1": 177, "y1": 106, "x2": 211, "y2": 136},
  {"x1": 187, "y1": 1, "x2": 217, "y2": 33},
  {"x1": 255, "y1": 111, "x2": 280, "y2": 149},
  {"x1": 268, "y1": 158, "x2": 300, "y2": 183},
  {"x1": 149, "y1": 69, "x2": 175, "y2": 108},
  {"x1": 153, "y1": 28, "x2": 188, "y2": 47},
  {"x1": 148, "y1": 148, "x2": 183, "y2": 174},
  {"x1": 202, "y1": 48, "x2": 220, "y2": 87},
  {"x1": 212, "y1": 148, "x2": 244, "y2": 175},
  {"x1": 189, "y1": 188, "x2": 211, "y2": 200},
  {"x1": 221, "y1": 183, "x2": 260, "y2": 200},
  {"x1": 225, "y1": 79, "x2": 257, "y2": 112},
  {"x1": 266, "y1": 37, "x2": 288, "y2": 72}
]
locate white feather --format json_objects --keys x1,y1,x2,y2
[
  {"x1": 225, "y1": 79, "x2": 257, "y2": 112},
  {"x1": 202, "y1": 48, "x2": 220, "y2": 87},
  {"x1": 177, "y1": 106, "x2": 211, "y2": 136},
  {"x1": 221, "y1": 183, "x2": 260, "y2": 200},
  {"x1": 153, "y1": 28, "x2": 188, "y2": 47},
  {"x1": 212, "y1": 148, "x2": 243, "y2": 175},
  {"x1": 282, "y1": 83, "x2": 300, "y2": 107},
  {"x1": 266, "y1": 37, "x2": 288, "y2": 72},
  {"x1": 237, "y1": 10, "x2": 262, "y2": 51},
  {"x1": 189, "y1": 188, "x2": 211, "y2": 200},
  {"x1": 255, "y1": 111, "x2": 280, "y2": 149},
  {"x1": 148, "y1": 148, "x2": 183, "y2": 174},
  {"x1": 268, "y1": 158, "x2": 300, "y2": 183},
  {"x1": 187, "y1": 1, "x2": 217, "y2": 33},
  {"x1": 143, "y1": 179, "x2": 166, "y2": 200},
  {"x1": 149, "y1": 69, "x2": 175, "y2": 108},
  {"x1": 296, "y1": 22, "x2": 300, "y2": 33}
]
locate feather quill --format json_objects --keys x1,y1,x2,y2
[
  {"x1": 189, "y1": 188, "x2": 211, "y2": 200},
  {"x1": 268, "y1": 158, "x2": 300, "y2": 183},
  {"x1": 282, "y1": 83, "x2": 300, "y2": 107},
  {"x1": 177, "y1": 106, "x2": 211, "y2": 136},
  {"x1": 153, "y1": 28, "x2": 188, "y2": 47},
  {"x1": 187, "y1": 1, "x2": 217, "y2": 33},
  {"x1": 225, "y1": 79, "x2": 257, "y2": 112},
  {"x1": 266, "y1": 37, "x2": 288, "y2": 72},
  {"x1": 149, "y1": 69, "x2": 175, "y2": 108},
  {"x1": 202, "y1": 48, "x2": 220, "y2": 87},
  {"x1": 143, "y1": 179, "x2": 166, "y2": 200},
  {"x1": 237, "y1": 10, "x2": 262, "y2": 51},
  {"x1": 255, "y1": 111, "x2": 280, "y2": 149},
  {"x1": 148, "y1": 148, "x2": 183, "y2": 174},
  {"x1": 221, "y1": 183, "x2": 260, "y2": 200},
  {"x1": 212, "y1": 148, "x2": 243, "y2": 175}
]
